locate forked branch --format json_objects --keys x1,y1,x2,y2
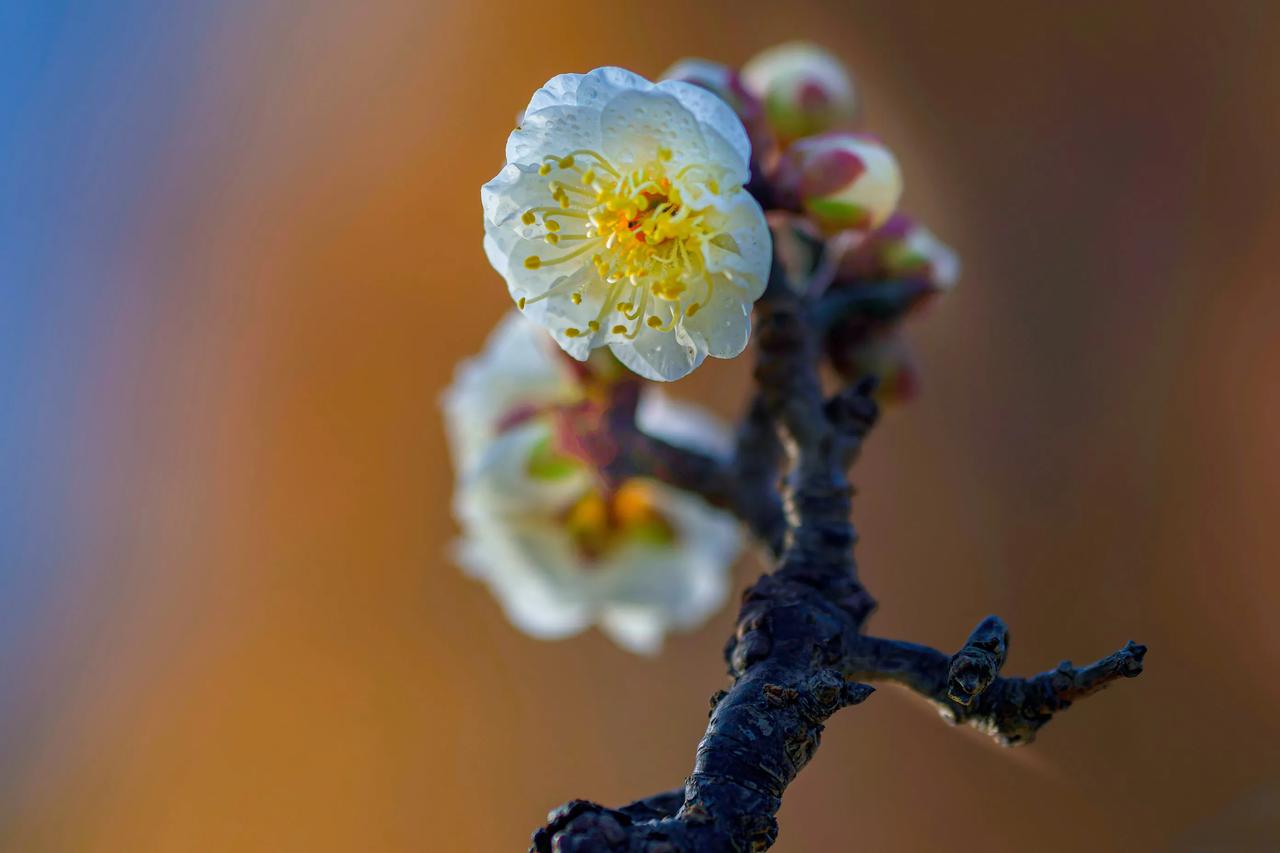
[{"x1": 530, "y1": 262, "x2": 1146, "y2": 853}]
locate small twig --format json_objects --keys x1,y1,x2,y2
[{"x1": 845, "y1": 631, "x2": 1147, "y2": 746}]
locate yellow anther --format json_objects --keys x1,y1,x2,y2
[
  {"x1": 571, "y1": 292, "x2": 581, "y2": 304},
  {"x1": 518, "y1": 297, "x2": 527, "y2": 309},
  {"x1": 647, "y1": 316, "x2": 662, "y2": 328},
  {"x1": 587, "y1": 320, "x2": 599, "y2": 332},
  {"x1": 545, "y1": 233, "x2": 560, "y2": 246},
  {"x1": 559, "y1": 155, "x2": 575, "y2": 169},
  {"x1": 657, "y1": 147, "x2": 672, "y2": 162},
  {"x1": 545, "y1": 219, "x2": 560, "y2": 232},
  {"x1": 524, "y1": 256, "x2": 542, "y2": 270},
  {"x1": 538, "y1": 163, "x2": 552, "y2": 176},
  {"x1": 611, "y1": 325, "x2": 626, "y2": 334},
  {"x1": 564, "y1": 327, "x2": 581, "y2": 338},
  {"x1": 686, "y1": 303, "x2": 700, "y2": 316},
  {"x1": 581, "y1": 169, "x2": 596, "y2": 185},
  {"x1": 521, "y1": 211, "x2": 536, "y2": 225}
]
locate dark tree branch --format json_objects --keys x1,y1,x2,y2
[
  {"x1": 530, "y1": 249, "x2": 1148, "y2": 851},
  {"x1": 727, "y1": 394, "x2": 787, "y2": 557},
  {"x1": 813, "y1": 279, "x2": 933, "y2": 332},
  {"x1": 844, "y1": 629, "x2": 1147, "y2": 746}
]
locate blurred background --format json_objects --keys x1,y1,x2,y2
[{"x1": 3, "y1": 1, "x2": 1279, "y2": 850}]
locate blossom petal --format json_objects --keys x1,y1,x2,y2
[
  {"x1": 635, "y1": 389, "x2": 734, "y2": 459},
  {"x1": 656, "y1": 79, "x2": 752, "y2": 171},
  {"x1": 516, "y1": 264, "x2": 611, "y2": 360},
  {"x1": 455, "y1": 420, "x2": 590, "y2": 518},
  {"x1": 506, "y1": 104, "x2": 604, "y2": 165},
  {"x1": 600, "y1": 90, "x2": 707, "y2": 167},
  {"x1": 525, "y1": 72, "x2": 585, "y2": 114},
  {"x1": 572, "y1": 66, "x2": 652, "y2": 106},
  {"x1": 682, "y1": 275, "x2": 753, "y2": 359},
  {"x1": 454, "y1": 522, "x2": 593, "y2": 640},
  {"x1": 481, "y1": 162, "x2": 551, "y2": 239},
  {"x1": 597, "y1": 607, "x2": 666, "y2": 655},
  {"x1": 702, "y1": 193, "x2": 772, "y2": 299},
  {"x1": 442, "y1": 313, "x2": 575, "y2": 471},
  {"x1": 483, "y1": 164, "x2": 601, "y2": 306},
  {"x1": 609, "y1": 323, "x2": 705, "y2": 382}
]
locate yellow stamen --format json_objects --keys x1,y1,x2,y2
[{"x1": 515, "y1": 144, "x2": 739, "y2": 334}]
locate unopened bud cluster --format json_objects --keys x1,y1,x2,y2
[{"x1": 664, "y1": 43, "x2": 959, "y2": 402}]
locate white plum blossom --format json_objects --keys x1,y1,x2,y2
[
  {"x1": 443, "y1": 312, "x2": 743, "y2": 654},
  {"x1": 482, "y1": 67, "x2": 772, "y2": 382}
]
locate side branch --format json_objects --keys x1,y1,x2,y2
[
  {"x1": 597, "y1": 381, "x2": 787, "y2": 555},
  {"x1": 845, "y1": 623, "x2": 1147, "y2": 746}
]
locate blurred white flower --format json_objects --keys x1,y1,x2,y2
[
  {"x1": 443, "y1": 313, "x2": 743, "y2": 654},
  {"x1": 482, "y1": 67, "x2": 772, "y2": 382}
]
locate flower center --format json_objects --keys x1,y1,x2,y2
[
  {"x1": 520, "y1": 148, "x2": 731, "y2": 340},
  {"x1": 562, "y1": 479, "x2": 677, "y2": 561}
]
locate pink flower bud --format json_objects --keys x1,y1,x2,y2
[
  {"x1": 838, "y1": 213, "x2": 959, "y2": 296},
  {"x1": 741, "y1": 42, "x2": 858, "y2": 141},
  {"x1": 782, "y1": 132, "x2": 902, "y2": 234}
]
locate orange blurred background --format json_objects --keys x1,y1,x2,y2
[{"x1": 3, "y1": 1, "x2": 1279, "y2": 850}]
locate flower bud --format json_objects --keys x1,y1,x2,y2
[
  {"x1": 741, "y1": 42, "x2": 858, "y2": 141},
  {"x1": 827, "y1": 331, "x2": 919, "y2": 405},
  {"x1": 781, "y1": 132, "x2": 902, "y2": 234},
  {"x1": 837, "y1": 213, "x2": 959, "y2": 296}
]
